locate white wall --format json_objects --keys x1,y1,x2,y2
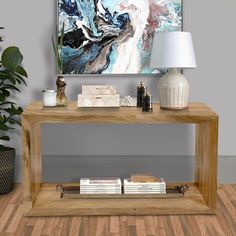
[{"x1": 1, "y1": 0, "x2": 236, "y2": 181}]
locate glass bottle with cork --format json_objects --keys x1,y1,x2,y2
[
  {"x1": 142, "y1": 87, "x2": 153, "y2": 112},
  {"x1": 137, "y1": 81, "x2": 145, "y2": 107}
]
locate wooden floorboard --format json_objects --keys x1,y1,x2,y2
[{"x1": 0, "y1": 184, "x2": 235, "y2": 236}]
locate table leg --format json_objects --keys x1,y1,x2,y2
[
  {"x1": 195, "y1": 118, "x2": 218, "y2": 211},
  {"x1": 22, "y1": 117, "x2": 42, "y2": 214}
]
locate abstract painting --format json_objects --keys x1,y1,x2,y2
[{"x1": 58, "y1": 0, "x2": 182, "y2": 75}]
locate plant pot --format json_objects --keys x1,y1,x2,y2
[{"x1": 0, "y1": 147, "x2": 15, "y2": 194}]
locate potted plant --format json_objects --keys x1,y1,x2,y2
[
  {"x1": 0, "y1": 27, "x2": 28, "y2": 194},
  {"x1": 52, "y1": 22, "x2": 68, "y2": 106}
]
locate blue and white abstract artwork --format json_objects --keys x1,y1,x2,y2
[{"x1": 58, "y1": 0, "x2": 182, "y2": 75}]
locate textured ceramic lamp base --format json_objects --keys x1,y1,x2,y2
[{"x1": 158, "y1": 69, "x2": 189, "y2": 110}]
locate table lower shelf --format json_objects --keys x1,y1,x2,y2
[{"x1": 25, "y1": 183, "x2": 215, "y2": 216}]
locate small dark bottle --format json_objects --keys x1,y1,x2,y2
[
  {"x1": 142, "y1": 89, "x2": 153, "y2": 112},
  {"x1": 137, "y1": 81, "x2": 145, "y2": 107}
]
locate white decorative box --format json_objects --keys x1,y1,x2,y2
[
  {"x1": 82, "y1": 85, "x2": 117, "y2": 95},
  {"x1": 77, "y1": 94, "x2": 120, "y2": 108}
]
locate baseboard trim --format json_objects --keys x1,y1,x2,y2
[{"x1": 15, "y1": 155, "x2": 236, "y2": 183}]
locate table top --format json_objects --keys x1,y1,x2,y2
[{"x1": 22, "y1": 102, "x2": 218, "y2": 124}]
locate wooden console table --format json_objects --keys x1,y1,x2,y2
[{"x1": 22, "y1": 102, "x2": 218, "y2": 216}]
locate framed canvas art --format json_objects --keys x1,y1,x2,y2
[{"x1": 58, "y1": 0, "x2": 182, "y2": 75}]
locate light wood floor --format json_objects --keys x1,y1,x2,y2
[{"x1": 0, "y1": 185, "x2": 236, "y2": 236}]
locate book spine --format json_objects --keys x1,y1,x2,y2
[
  {"x1": 124, "y1": 192, "x2": 166, "y2": 194},
  {"x1": 81, "y1": 184, "x2": 121, "y2": 186},
  {"x1": 80, "y1": 188, "x2": 122, "y2": 190},
  {"x1": 124, "y1": 183, "x2": 166, "y2": 186},
  {"x1": 80, "y1": 186, "x2": 121, "y2": 189},
  {"x1": 80, "y1": 191, "x2": 122, "y2": 194},
  {"x1": 124, "y1": 185, "x2": 166, "y2": 188}
]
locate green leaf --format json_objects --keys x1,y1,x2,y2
[
  {"x1": 0, "y1": 136, "x2": 10, "y2": 141},
  {"x1": 0, "y1": 123, "x2": 8, "y2": 131},
  {"x1": 59, "y1": 23, "x2": 64, "y2": 75},
  {"x1": 8, "y1": 118, "x2": 21, "y2": 126},
  {"x1": 0, "y1": 70, "x2": 10, "y2": 78},
  {"x1": 0, "y1": 70, "x2": 21, "y2": 86},
  {"x1": 15, "y1": 66, "x2": 28, "y2": 78},
  {"x1": 9, "y1": 78, "x2": 16, "y2": 85},
  {"x1": 4, "y1": 104, "x2": 23, "y2": 116},
  {"x1": 1, "y1": 84, "x2": 20, "y2": 92},
  {"x1": 0, "y1": 93, "x2": 5, "y2": 102},
  {"x1": 2, "y1": 89, "x2": 10, "y2": 97},
  {"x1": 13, "y1": 73, "x2": 26, "y2": 86},
  {"x1": 52, "y1": 36, "x2": 59, "y2": 74},
  {"x1": 0, "y1": 72, "x2": 17, "y2": 85},
  {"x1": 1, "y1": 46, "x2": 23, "y2": 70},
  {"x1": 0, "y1": 101, "x2": 15, "y2": 106},
  {"x1": 60, "y1": 22, "x2": 64, "y2": 50},
  {"x1": 0, "y1": 27, "x2": 3, "y2": 43}
]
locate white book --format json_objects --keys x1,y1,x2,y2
[
  {"x1": 80, "y1": 189, "x2": 121, "y2": 191},
  {"x1": 80, "y1": 191, "x2": 121, "y2": 194},
  {"x1": 124, "y1": 189, "x2": 166, "y2": 192},
  {"x1": 80, "y1": 188, "x2": 121, "y2": 191},
  {"x1": 124, "y1": 183, "x2": 166, "y2": 186},
  {"x1": 124, "y1": 186, "x2": 166, "y2": 189},
  {"x1": 124, "y1": 190, "x2": 166, "y2": 193},
  {"x1": 124, "y1": 192, "x2": 166, "y2": 194},
  {"x1": 81, "y1": 186, "x2": 121, "y2": 189},
  {"x1": 81, "y1": 185, "x2": 121, "y2": 188},
  {"x1": 80, "y1": 187, "x2": 121, "y2": 190},
  {"x1": 80, "y1": 178, "x2": 121, "y2": 186},
  {"x1": 124, "y1": 188, "x2": 166, "y2": 191},
  {"x1": 124, "y1": 189, "x2": 165, "y2": 192},
  {"x1": 124, "y1": 178, "x2": 166, "y2": 186},
  {"x1": 80, "y1": 191, "x2": 121, "y2": 193}
]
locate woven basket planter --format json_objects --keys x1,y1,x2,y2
[{"x1": 0, "y1": 147, "x2": 15, "y2": 194}]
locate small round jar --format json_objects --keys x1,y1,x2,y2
[{"x1": 42, "y1": 90, "x2": 57, "y2": 107}]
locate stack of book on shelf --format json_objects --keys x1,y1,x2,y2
[
  {"x1": 80, "y1": 177, "x2": 122, "y2": 194},
  {"x1": 124, "y1": 174, "x2": 166, "y2": 194}
]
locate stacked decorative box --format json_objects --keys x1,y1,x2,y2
[
  {"x1": 77, "y1": 85, "x2": 120, "y2": 107},
  {"x1": 80, "y1": 178, "x2": 122, "y2": 194}
]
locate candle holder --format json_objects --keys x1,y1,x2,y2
[{"x1": 42, "y1": 90, "x2": 57, "y2": 107}]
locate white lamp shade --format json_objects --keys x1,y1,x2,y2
[{"x1": 150, "y1": 32, "x2": 197, "y2": 69}]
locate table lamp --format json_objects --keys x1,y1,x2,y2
[{"x1": 150, "y1": 32, "x2": 197, "y2": 110}]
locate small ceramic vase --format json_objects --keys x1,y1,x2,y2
[{"x1": 56, "y1": 76, "x2": 68, "y2": 106}]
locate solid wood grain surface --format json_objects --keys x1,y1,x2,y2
[
  {"x1": 0, "y1": 184, "x2": 235, "y2": 236},
  {"x1": 22, "y1": 102, "x2": 218, "y2": 124},
  {"x1": 25, "y1": 183, "x2": 211, "y2": 216},
  {"x1": 21, "y1": 102, "x2": 218, "y2": 216},
  {"x1": 195, "y1": 119, "x2": 218, "y2": 211}
]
